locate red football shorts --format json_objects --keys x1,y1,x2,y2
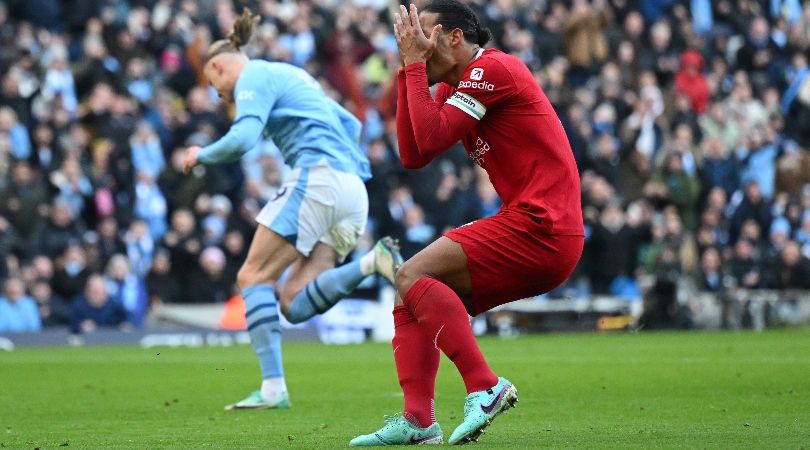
[{"x1": 444, "y1": 209, "x2": 584, "y2": 315}]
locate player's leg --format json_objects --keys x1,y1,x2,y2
[
  {"x1": 395, "y1": 236, "x2": 517, "y2": 445},
  {"x1": 279, "y1": 165, "x2": 404, "y2": 323},
  {"x1": 227, "y1": 166, "x2": 315, "y2": 410},
  {"x1": 225, "y1": 225, "x2": 299, "y2": 410},
  {"x1": 352, "y1": 236, "x2": 494, "y2": 445},
  {"x1": 350, "y1": 295, "x2": 444, "y2": 446},
  {"x1": 281, "y1": 237, "x2": 403, "y2": 323},
  {"x1": 395, "y1": 236, "x2": 500, "y2": 394},
  {"x1": 405, "y1": 213, "x2": 581, "y2": 444}
]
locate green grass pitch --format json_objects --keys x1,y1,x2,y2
[{"x1": 2, "y1": 329, "x2": 809, "y2": 449}]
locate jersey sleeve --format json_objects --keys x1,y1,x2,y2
[
  {"x1": 443, "y1": 57, "x2": 516, "y2": 121},
  {"x1": 396, "y1": 69, "x2": 433, "y2": 169},
  {"x1": 434, "y1": 83, "x2": 454, "y2": 105},
  {"x1": 233, "y1": 63, "x2": 277, "y2": 122},
  {"x1": 402, "y1": 62, "x2": 479, "y2": 162},
  {"x1": 196, "y1": 63, "x2": 271, "y2": 165}
]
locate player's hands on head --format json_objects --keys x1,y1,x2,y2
[
  {"x1": 393, "y1": 4, "x2": 441, "y2": 66},
  {"x1": 182, "y1": 145, "x2": 202, "y2": 175}
]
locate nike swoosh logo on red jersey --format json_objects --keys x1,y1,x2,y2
[{"x1": 480, "y1": 385, "x2": 507, "y2": 414}]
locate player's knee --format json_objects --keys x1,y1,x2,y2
[
  {"x1": 277, "y1": 295, "x2": 293, "y2": 317},
  {"x1": 236, "y1": 264, "x2": 262, "y2": 290},
  {"x1": 235, "y1": 268, "x2": 251, "y2": 291},
  {"x1": 394, "y1": 260, "x2": 421, "y2": 297}
]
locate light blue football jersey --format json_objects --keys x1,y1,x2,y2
[{"x1": 198, "y1": 60, "x2": 370, "y2": 181}]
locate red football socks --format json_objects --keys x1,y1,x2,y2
[
  {"x1": 392, "y1": 305, "x2": 439, "y2": 428},
  {"x1": 403, "y1": 277, "x2": 498, "y2": 394}
]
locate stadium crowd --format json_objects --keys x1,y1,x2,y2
[{"x1": 0, "y1": 0, "x2": 810, "y2": 333}]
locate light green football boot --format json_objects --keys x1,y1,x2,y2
[
  {"x1": 373, "y1": 237, "x2": 404, "y2": 284},
  {"x1": 224, "y1": 390, "x2": 291, "y2": 411},
  {"x1": 350, "y1": 414, "x2": 443, "y2": 446},
  {"x1": 448, "y1": 377, "x2": 518, "y2": 445}
]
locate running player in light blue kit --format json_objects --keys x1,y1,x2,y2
[{"x1": 183, "y1": 8, "x2": 402, "y2": 411}]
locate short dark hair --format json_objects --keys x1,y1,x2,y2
[{"x1": 422, "y1": 0, "x2": 491, "y2": 47}]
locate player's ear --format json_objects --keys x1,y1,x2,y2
[
  {"x1": 210, "y1": 60, "x2": 222, "y2": 75},
  {"x1": 449, "y1": 28, "x2": 464, "y2": 47}
]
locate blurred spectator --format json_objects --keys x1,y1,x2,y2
[
  {"x1": 0, "y1": 216, "x2": 16, "y2": 280},
  {"x1": 735, "y1": 17, "x2": 781, "y2": 90},
  {"x1": 586, "y1": 202, "x2": 637, "y2": 294},
  {"x1": 30, "y1": 198, "x2": 86, "y2": 259},
  {"x1": 123, "y1": 219, "x2": 154, "y2": 279},
  {"x1": 674, "y1": 50, "x2": 710, "y2": 114},
  {"x1": 564, "y1": 0, "x2": 611, "y2": 86},
  {"x1": 699, "y1": 103, "x2": 740, "y2": 152},
  {"x1": 698, "y1": 247, "x2": 726, "y2": 293},
  {"x1": 400, "y1": 204, "x2": 436, "y2": 259},
  {"x1": 70, "y1": 274, "x2": 130, "y2": 334},
  {"x1": 728, "y1": 239, "x2": 763, "y2": 289},
  {"x1": 652, "y1": 153, "x2": 701, "y2": 230},
  {"x1": 49, "y1": 158, "x2": 93, "y2": 218},
  {"x1": 133, "y1": 171, "x2": 168, "y2": 241},
  {"x1": 795, "y1": 210, "x2": 810, "y2": 249},
  {"x1": 222, "y1": 229, "x2": 247, "y2": 283},
  {"x1": 766, "y1": 216, "x2": 792, "y2": 263},
  {"x1": 185, "y1": 246, "x2": 231, "y2": 304},
  {"x1": 700, "y1": 136, "x2": 740, "y2": 198},
  {"x1": 0, "y1": 161, "x2": 48, "y2": 241},
  {"x1": 729, "y1": 181, "x2": 772, "y2": 244},
  {"x1": 30, "y1": 278, "x2": 71, "y2": 327},
  {"x1": 201, "y1": 194, "x2": 231, "y2": 246},
  {"x1": 160, "y1": 208, "x2": 202, "y2": 292},
  {"x1": 146, "y1": 248, "x2": 180, "y2": 306},
  {"x1": 51, "y1": 243, "x2": 90, "y2": 302},
  {"x1": 96, "y1": 217, "x2": 125, "y2": 264},
  {"x1": 130, "y1": 121, "x2": 165, "y2": 179},
  {"x1": 590, "y1": 133, "x2": 621, "y2": 188},
  {"x1": 737, "y1": 127, "x2": 779, "y2": 201},
  {"x1": 766, "y1": 240, "x2": 810, "y2": 289},
  {"x1": 158, "y1": 147, "x2": 209, "y2": 211},
  {"x1": 639, "y1": 20, "x2": 680, "y2": 86},
  {"x1": 0, "y1": 107, "x2": 31, "y2": 160},
  {"x1": 105, "y1": 254, "x2": 148, "y2": 328},
  {"x1": 0, "y1": 277, "x2": 41, "y2": 333}
]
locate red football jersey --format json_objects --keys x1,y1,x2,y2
[{"x1": 433, "y1": 49, "x2": 583, "y2": 235}]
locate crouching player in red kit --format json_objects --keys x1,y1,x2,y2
[{"x1": 350, "y1": 1, "x2": 584, "y2": 446}]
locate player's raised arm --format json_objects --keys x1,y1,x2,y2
[
  {"x1": 395, "y1": 70, "x2": 433, "y2": 169},
  {"x1": 393, "y1": 4, "x2": 479, "y2": 164}
]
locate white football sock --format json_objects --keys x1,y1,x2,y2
[
  {"x1": 359, "y1": 250, "x2": 376, "y2": 276},
  {"x1": 261, "y1": 377, "x2": 287, "y2": 399}
]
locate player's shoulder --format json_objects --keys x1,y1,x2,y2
[
  {"x1": 237, "y1": 60, "x2": 270, "y2": 88},
  {"x1": 478, "y1": 49, "x2": 524, "y2": 68},
  {"x1": 243, "y1": 59, "x2": 292, "y2": 77},
  {"x1": 472, "y1": 49, "x2": 528, "y2": 77}
]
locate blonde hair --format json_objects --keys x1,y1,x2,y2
[{"x1": 205, "y1": 7, "x2": 260, "y2": 62}]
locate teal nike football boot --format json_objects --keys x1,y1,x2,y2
[
  {"x1": 448, "y1": 377, "x2": 518, "y2": 445},
  {"x1": 350, "y1": 414, "x2": 443, "y2": 446}
]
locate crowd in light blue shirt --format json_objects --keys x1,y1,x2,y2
[{"x1": 0, "y1": 296, "x2": 41, "y2": 333}]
